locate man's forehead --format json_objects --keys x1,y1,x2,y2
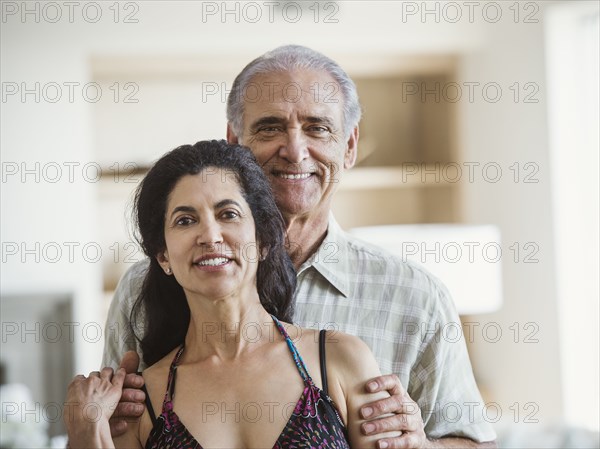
[{"x1": 243, "y1": 69, "x2": 343, "y2": 104}]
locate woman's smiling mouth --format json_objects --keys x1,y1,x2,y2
[{"x1": 193, "y1": 254, "x2": 232, "y2": 270}]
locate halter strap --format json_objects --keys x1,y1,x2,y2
[
  {"x1": 162, "y1": 345, "x2": 185, "y2": 411},
  {"x1": 270, "y1": 314, "x2": 313, "y2": 385}
]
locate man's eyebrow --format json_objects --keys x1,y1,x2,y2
[
  {"x1": 302, "y1": 115, "x2": 335, "y2": 127},
  {"x1": 250, "y1": 116, "x2": 285, "y2": 131},
  {"x1": 250, "y1": 115, "x2": 335, "y2": 131}
]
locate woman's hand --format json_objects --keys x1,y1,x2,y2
[{"x1": 64, "y1": 367, "x2": 126, "y2": 448}]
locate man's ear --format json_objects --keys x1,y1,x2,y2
[
  {"x1": 343, "y1": 125, "x2": 359, "y2": 169},
  {"x1": 227, "y1": 124, "x2": 239, "y2": 144}
]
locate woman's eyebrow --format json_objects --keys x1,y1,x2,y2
[
  {"x1": 215, "y1": 199, "x2": 243, "y2": 209},
  {"x1": 170, "y1": 205, "x2": 196, "y2": 217},
  {"x1": 169, "y1": 200, "x2": 242, "y2": 217}
]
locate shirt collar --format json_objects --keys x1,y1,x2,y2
[{"x1": 297, "y1": 214, "x2": 350, "y2": 298}]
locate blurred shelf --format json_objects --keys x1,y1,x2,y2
[{"x1": 339, "y1": 165, "x2": 460, "y2": 191}]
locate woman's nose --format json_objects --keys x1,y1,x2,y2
[{"x1": 196, "y1": 217, "x2": 223, "y2": 245}]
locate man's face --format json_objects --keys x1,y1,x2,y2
[{"x1": 230, "y1": 69, "x2": 358, "y2": 221}]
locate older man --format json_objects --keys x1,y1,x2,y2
[{"x1": 103, "y1": 45, "x2": 497, "y2": 448}]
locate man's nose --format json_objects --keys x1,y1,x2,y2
[
  {"x1": 278, "y1": 129, "x2": 309, "y2": 164},
  {"x1": 197, "y1": 217, "x2": 223, "y2": 246}
]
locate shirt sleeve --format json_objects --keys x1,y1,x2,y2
[
  {"x1": 409, "y1": 273, "x2": 497, "y2": 442},
  {"x1": 101, "y1": 259, "x2": 149, "y2": 370}
]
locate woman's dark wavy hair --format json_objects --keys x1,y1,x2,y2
[{"x1": 130, "y1": 140, "x2": 296, "y2": 367}]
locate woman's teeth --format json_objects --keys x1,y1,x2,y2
[{"x1": 196, "y1": 257, "x2": 229, "y2": 266}]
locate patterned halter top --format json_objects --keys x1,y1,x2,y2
[{"x1": 142, "y1": 315, "x2": 351, "y2": 448}]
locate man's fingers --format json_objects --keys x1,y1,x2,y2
[
  {"x1": 109, "y1": 418, "x2": 128, "y2": 438},
  {"x1": 100, "y1": 367, "x2": 114, "y2": 381},
  {"x1": 362, "y1": 414, "x2": 400, "y2": 435},
  {"x1": 375, "y1": 433, "x2": 421, "y2": 449},
  {"x1": 366, "y1": 374, "x2": 405, "y2": 396},
  {"x1": 120, "y1": 387, "x2": 145, "y2": 404},
  {"x1": 119, "y1": 351, "x2": 140, "y2": 374},
  {"x1": 111, "y1": 400, "x2": 145, "y2": 419},
  {"x1": 361, "y1": 409, "x2": 421, "y2": 435},
  {"x1": 112, "y1": 368, "x2": 126, "y2": 389},
  {"x1": 123, "y1": 372, "x2": 145, "y2": 389},
  {"x1": 362, "y1": 374, "x2": 409, "y2": 421},
  {"x1": 361, "y1": 393, "x2": 417, "y2": 419}
]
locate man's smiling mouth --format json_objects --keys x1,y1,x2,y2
[{"x1": 276, "y1": 172, "x2": 312, "y2": 180}]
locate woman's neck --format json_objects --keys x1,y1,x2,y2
[{"x1": 182, "y1": 291, "x2": 276, "y2": 363}]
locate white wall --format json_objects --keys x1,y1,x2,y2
[
  {"x1": 457, "y1": 0, "x2": 565, "y2": 428},
  {"x1": 545, "y1": 2, "x2": 600, "y2": 431},
  {"x1": 1, "y1": 20, "x2": 104, "y2": 374}
]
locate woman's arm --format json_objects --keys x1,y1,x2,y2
[
  {"x1": 64, "y1": 367, "x2": 142, "y2": 449},
  {"x1": 326, "y1": 332, "x2": 402, "y2": 448}
]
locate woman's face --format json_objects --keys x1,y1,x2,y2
[{"x1": 158, "y1": 168, "x2": 260, "y2": 301}]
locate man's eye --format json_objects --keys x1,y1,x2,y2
[
  {"x1": 258, "y1": 126, "x2": 281, "y2": 133},
  {"x1": 307, "y1": 125, "x2": 329, "y2": 133},
  {"x1": 175, "y1": 216, "x2": 195, "y2": 226}
]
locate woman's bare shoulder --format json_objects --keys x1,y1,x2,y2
[{"x1": 322, "y1": 330, "x2": 375, "y2": 368}]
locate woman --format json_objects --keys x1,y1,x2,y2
[{"x1": 65, "y1": 140, "x2": 398, "y2": 448}]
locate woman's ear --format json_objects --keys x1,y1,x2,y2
[
  {"x1": 156, "y1": 251, "x2": 172, "y2": 275},
  {"x1": 256, "y1": 241, "x2": 268, "y2": 262},
  {"x1": 260, "y1": 246, "x2": 269, "y2": 262}
]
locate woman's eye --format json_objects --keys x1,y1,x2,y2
[
  {"x1": 175, "y1": 216, "x2": 195, "y2": 226},
  {"x1": 221, "y1": 210, "x2": 240, "y2": 220}
]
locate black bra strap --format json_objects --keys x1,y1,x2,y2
[
  {"x1": 140, "y1": 382, "x2": 157, "y2": 425},
  {"x1": 319, "y1": 329, "x2": 329, "y2": 396}
]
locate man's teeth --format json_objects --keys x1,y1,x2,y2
[
  {"x1": 197, "y1": 257, "x2": 229, "y2": 266},
  {"x1": 278, "y1": 173, "x2": 311, "y2": 180}
]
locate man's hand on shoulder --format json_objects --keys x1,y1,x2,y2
[
  {"x1": 360, "y1": 375, "x2": 497, "y2": 448},
  {"x1": 109, "y1": 351, "x2": 146, "y2": 438},
  {"x1": 360, "y1": 374, "x2": 426, "y2": 448}
]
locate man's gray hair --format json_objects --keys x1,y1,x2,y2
[{"x1": 226, "y1": 45, "x2": 361, "y2": 138}]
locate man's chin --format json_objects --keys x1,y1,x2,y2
[
  {"x1": 277, "y1": 202, "x2": 311, "y2": 219},
  {"x1": 275, "y1": 198, "x2": 328, "y2": 223}
]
